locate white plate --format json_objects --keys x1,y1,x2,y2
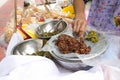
[{"x1": 50, "y1": 32, "x2": 108, "y2": 61}]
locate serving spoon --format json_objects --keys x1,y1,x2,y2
[{"x1": 49, "y1": 18, "x2": 63, "y2": 32}]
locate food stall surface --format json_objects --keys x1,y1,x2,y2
[{"x1": 0, "y1": 0, "x2": 91, "y2": 60}]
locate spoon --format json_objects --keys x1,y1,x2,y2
[{"x1": 49, "y1": 18, "x2": 63, "y2": 32}]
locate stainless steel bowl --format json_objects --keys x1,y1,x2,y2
[
  {"x1": 11, "y1": 39, "x2": 43, "y2": 55},
  {"x1": 35, "y1": 19, "x2": 67, "y2": 39}
]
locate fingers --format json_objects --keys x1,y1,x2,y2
[
  {"x1": 73, "y1": 19, "x2": 78, "y2": 32},
  {"x1": 73, "y1": 19, "x2": 87, "y2": 37},
  {"x1": 77, "y1": 20, "x2": 82, "y2": 32},
  {"x1": 80, "y1": 20, "x2": 87, "y2": 32},
  {"x1": 73, "y1": 19, "x2": 82, "y2": 33}
]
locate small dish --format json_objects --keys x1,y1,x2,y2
[
  {"x1": 35, "y1": 19, "x2": 67, "y2": 39},
  {"x1": 11, "y1": 39, "x2": 43, "y2": 55}
]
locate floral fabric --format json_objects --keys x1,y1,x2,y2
[{"x1": 87, "y1": 0, "x2": 120, "y2": 32}]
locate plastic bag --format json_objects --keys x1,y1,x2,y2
[{"x1": 56, "y1": 0, "x2": 73, "y2": 7}]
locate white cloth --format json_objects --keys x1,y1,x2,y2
[
  {"x1": 0, "y1": 55, "x2": 120, "y2": 80},
  {"x1": 0, "y1": 56, "x2": 59, "y2": 80},
  {"x1": 0, "y1": 55, "x2": 104, "y2": 80}
]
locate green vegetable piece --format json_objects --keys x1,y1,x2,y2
[
  {"x1": 36, "y1": 51, "x2": 44, "y2": 56},
  {"x1": 44, "y1": 52, "x2": 53, "y2": 59}
]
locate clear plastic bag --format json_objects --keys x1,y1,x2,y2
[{"x1": 56, "y1": 0, "x2": 73, "y2": 7}]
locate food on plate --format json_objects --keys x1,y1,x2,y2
[
  {"x1": 39, "y1": 30, "x2": 60, "y2": 38},
  {"x1": 27, "y1": 51, "x2": 53, "y2": 59},
  {"x1": 55, "y1": 34, "x2": 91, "y2": 54},
  {"x1": 85, "y1": 30, "x2": 99, "y2": 43}
]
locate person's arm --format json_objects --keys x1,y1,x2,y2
[
  {"x1": 73, "y1": 0, "x2": 85, "y2": 19},
  {"x1": 73, "y1": 0, "x2": 87, "y2": 37}
]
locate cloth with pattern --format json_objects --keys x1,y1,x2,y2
[{"x1": 87, "y1": 0, "x2": 120, "y2": 34}]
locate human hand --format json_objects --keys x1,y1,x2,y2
[
  {"x1": 73, "y1": 15, "x2": 87, "y2": 37},
  {"x1": 114, "y1": 16, "x2": 120, "y2": 26}
]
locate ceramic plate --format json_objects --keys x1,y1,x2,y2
[{"x1": 50, "y1": 32, "x2": 108, "y2": 61}]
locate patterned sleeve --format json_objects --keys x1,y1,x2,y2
[{"x1": 114, "y1": 1, "x2": 120, "y2": 16}]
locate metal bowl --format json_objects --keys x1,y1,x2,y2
[
  {"x1": 35, "y1": 19, "x2": 67, "y2": 39},
  {"x1": 11, "y1": 39, "x2": 43, "y2": 55}
]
